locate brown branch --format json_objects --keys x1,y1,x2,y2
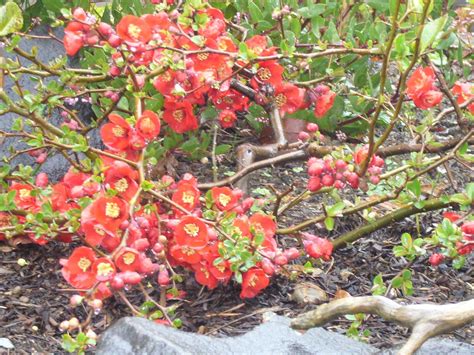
[
  {"x1": 291, "y1": 296, "x2": 474, "y2": 355},
  {"x1": 331, "y1": 197, "x2": 453, "y2": 249}
]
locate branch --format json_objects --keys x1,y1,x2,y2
[
  {"x1": 331, "y1": 197, "x2": 453, "y2": 249},
  {"x1": 291, "y1": 296, "x2": 474, "y2": 355}
]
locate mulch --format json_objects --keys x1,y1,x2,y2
[{"x1": 1, "y1": 157, "x2": 473, "y2": 354}]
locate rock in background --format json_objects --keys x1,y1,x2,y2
[
  {"x1": 0, "y1": 25, "x2": 100, "y2": 181},
  {"x1": 96, "y1": 313, "x2": 474, "y2": 355}
]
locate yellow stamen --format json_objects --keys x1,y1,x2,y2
[
  {"x1": 257, "y1": 67, "x2": 272, "y2": 81},
  {"x1": 128, "y1": 24, "x2": 142, "y2": 39},
  {"x1": 112, "y1": 126, "x2": 125, "y2": 137},
  {"x1": 78, "y1": 257, "x2": 91, "y2": 272},
  {"x1": 218, "y1": 193, "x2": 231, "y2": 207},
  {"x1": 122, "y1": 252, "x2": 136, "y2": 265},
  {"x1": 184, "y1": 223, "x2": 199, "y2": 237},
  {"x1": 105, "y1": 202, "x2": 121, "y2": 218},
  {"x1": 114, "y1": 178, "x2": 129, "y2": 193},
  {"x1": 97, "y1": 262, "x2": 114, "y2": 277},
  {"x1": 19, "y1": 189, "x2": 31, "y2": 199}
]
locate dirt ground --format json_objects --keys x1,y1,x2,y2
[{"x1": 1, "y1": 152, "x2": 472, "y2": 354}]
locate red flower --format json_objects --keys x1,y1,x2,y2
[
  {"x1": 63, "y1": 22, "x2": 86, "y2": 56},
  {"x1": 250, "y1": 213, "x2": 276, "y2": 239},
  {"x1": 211, "y1": 89, "x2": 249, "y2": 111},
  {"x1": 61, "y1": 247, "x2": 97, "y2": 289},
  {"x1": 274, "y1": 83, "x2": 304, "y2": 116},
  {"x1": 92, "y1": 258, "x2": 116, "y2": 281},
  {"x1": 245, "y1": 35, "x2": 276, "y2": 56},
  {"x1": 90, "y1": 196, "x2": 129, "y2": 232},
  {"x1": 114, "y1": 247, "x2": 141, "y2": 272},
  {"x1": 452, "y1": 82, "x2": 474, "y2": 114},
  {"x1": 143, "y1": 12, "x2": 173, "y2": 32},
  {"x1": 162, "y1": 99, "x2": 198, "y2": 134},
  {"x1": 190, "y1": 39, "x2": 228, "y2": 72},
  {"x1": 153, "y1": 69, "x2": 176, "y2": 96},
  {"x1": 117, "y1": 15, "x2": 152, "y2": 45},
  {"x1": 211, "y1": 187, "x2": 238, "y2": 211},
  {"x1": 429, "y1": 253, "x2": 444, "y2": 266},
  {"x1": 171, "y1": 181, "x2": 201, "y2": 215},
  {"x1": 412, "y1": 89, "x2": 443, "y2": 109},
  {"x1": 207, "y1": 254, "x2": 232, "y2": 282},
  {"x1": 10, "y1": 184, "x2": 37, "y2": 210},
  {"x1": 354, "y1": 146, "x2": 369, "y2": 165},
  {"x1": 240, "y1": 268, "x2": 269, "y2": 298},
  {"x1": 442, "y1": 211, "x2": 462, "y2": 223},
  {"x1": 104, "y1": 161, "x2": 139, "y2": 201},
  {"x1": 136, "y1": 110, "x2": 161, "y2": 140},
  {"x1": 174, "y1": 216, "x2": 209, "y2": 249},
  {"x1": 232, "y1": 218, "x2": 252, "y2": 239},
  {"x1": 101, "y1": 114, "x2": 132, "y2": 151},
  {"x1": 169, "y1": 243, "x2": 202, "y2": 265},
  {"x1": 406, "y1": 67, "x2": 436, "y2": 99},
  {"x1": 193, "y1": 262, "x2": 219, "y2": 289},
  {"x1": 302, "y1": 233, "x2": 333, "y2": 261},
  {"x1": 250, "y1": 61, "x2": 284, "y2": 89},
  {"x1": 197, "y1": 8, "x2": 226, "y2": 39},
  {"x1": 216, "y1": 36, "x2": 237, "y2": 53},
  {"x1": 461, "y1": 221, "x2": 474, "y2": 236},
  {"x1": 314, "y1": 85, "x2": 336, "y2": 118},
  {"x1": 218, "y1": 110, "x2": 237, "y2": 129}
]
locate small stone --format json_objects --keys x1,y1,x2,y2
[
  {"x1": 19, "y1": 296, "x2": 29, "y2": 303},
  {"x1": 290, "y1": 283, "x2": 329, "y2": 305},
  {"x1": 0, "y1": 338, "x2": 14, "y2": 349},
  {"x1": 11, "y1": 286, "x2": 21, "y2": 295},
  {"x1": 333, "y1": 290, "x2": 351, "y2": 300}
]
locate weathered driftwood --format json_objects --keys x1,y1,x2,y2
[{"x1": 291, "y1": 296, "x2": 474, "y2": 355}]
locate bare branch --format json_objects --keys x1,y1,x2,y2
[{"x1": 291, "y1": 296, "x2": 474, "y2": 355}]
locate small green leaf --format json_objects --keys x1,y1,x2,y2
[
  {"x1": 215, "y1": 144, "x2": 232, "y2": 155},
  {"x1": 324, "y1": 217, "x2": 335, "y2": 231},
  {"x1": 391, "y1": 276, "x2": 403, "y2": 288},
  {"x1": 248, "y1": 1, "x2": 263, "y2": 22},
  {"x1": 0, "y1": 2, "x2": 23, "y2": 36},
  {"x1": 420, "y1": 15, "x2": 448, "y2": 53}
]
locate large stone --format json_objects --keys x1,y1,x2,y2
[
  {"x1": 96, "y1": 313, "x2": 474, "y2": 355},
  {"x1": 0, "y1": 26, "x2": 100, "y2": 182}
]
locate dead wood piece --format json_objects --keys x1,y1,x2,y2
[{"x1": 291, "y1": 296, "x2": 474, "y2": 355}]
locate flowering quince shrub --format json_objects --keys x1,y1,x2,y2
[{"x1": 0, "y1": 0, "x2": 473, "y2": 350}]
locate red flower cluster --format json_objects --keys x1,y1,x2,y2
[
  {"x1": 63, "y1": 6, "x2": 335, "y2": 134},
  {"x1": 301, "y1": 233, "x2": 333, "y2": 261},
  {"x1": 406, "y1": 67, "x2": 443, "y2": 109},
  {"x1": 312, "y1": 85, "x2": 336, "y2": 118},
  {"x1": 354, "y1": 146, "x2": 385, "y2": 184},
  {"x1": 307, "y1": 155, "x2": 360, "y2": 192},
  {"x1": 306, "y1": 146, "x2": 384, "y2": 192}
]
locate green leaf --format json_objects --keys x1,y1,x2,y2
[
  {"x1": 407, "y1": 180, "x2": 421, "y2": 198},
  {"x1": 327, "y1": 202, "x2": 345, "y2": 217},
  {"x1": 0, "y1": 2, "x2": 23, "y2": 36},
  {"x1": 215, "y1": 144, "x2": 232, "y2": 155},
  {"x1": 248, "y1": 1, "x2": 263, "y2": 22},
  {"x1": 391, "y1": 276, "x2": 403, "y2": 288},
  {"x1": 401, "y1": 233, "x2": 412, "y2": 249},
  {"x1": 324, "y1": 217, "x2": 335, "y2": 231},
  {"x1": 420, "y1": 15, "x2": 448, "y2": 53}
]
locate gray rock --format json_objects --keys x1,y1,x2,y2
[
  {"x1": 96, "y1": 313, "x2": 474, "y2": 355},
  {"x1": 0, "y1": 26, "x2": 100, "y2": 182},
  {"x1": 97, "y1": 313, "x2": 377, "y2": 355},
  {"x1": 0, "y1": 337, "x2": 14, "y2": 349}
]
